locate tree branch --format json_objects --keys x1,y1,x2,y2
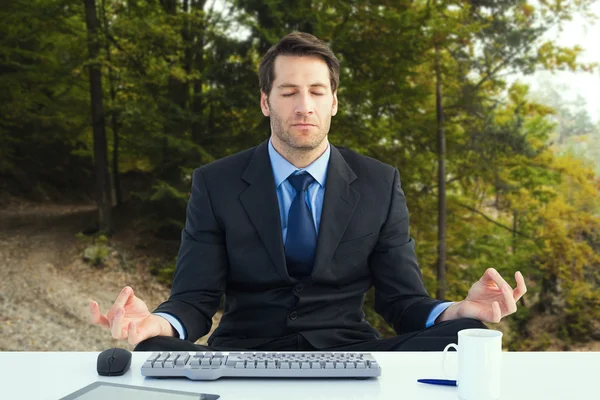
[{"x1": 456, "y1": 202, "x2": 536, "y2": 240}]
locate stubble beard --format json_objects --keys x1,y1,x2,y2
[{"x1": 269, "y1": 108, "x2": 331, "y2": 154}]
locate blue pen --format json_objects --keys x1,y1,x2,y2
[{"x1": 417, "y1": 379, "x2": 457, "y2": 386}]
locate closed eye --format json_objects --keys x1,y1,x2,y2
[{"x1": 282, "y1": 92, "x2": 325, "y2": 97}]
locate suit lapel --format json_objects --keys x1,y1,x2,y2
[
  {"x1": 239, "y1": 140, "x2": 290, "y2": 282},
  {"x1": 312, "y1": 146, "x2": 360, "y2": 281}
]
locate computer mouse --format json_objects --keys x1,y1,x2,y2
[{"x1": 97, "y1": 347, "x2": 132, "y2": 376}]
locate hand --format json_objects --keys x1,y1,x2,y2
[
  {"x1": 89, "y1": 286, "x2": 174, "y2": 345},
  {"x1": 440, "y1": 268, "x2": 527, "y2": 324}
]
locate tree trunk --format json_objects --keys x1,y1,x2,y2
[
  {"x1": 191, "y1": 0, "x2": 206, "y2": 146},
  {"x1": 111, "y1": 107, "x2": 122, "y2": 205},
  {"x1": 83, "y1": 0, "x2": 112, "y2": 233},
  {"x1": 100, "y1": 0, "x2": 122, "y2": 206},
  {"x1": 161, "y1": 0, "x2": 188, "y2": 181},
  {"x1": 435, "y1": 45, "x2": 447, "y2": 300}
]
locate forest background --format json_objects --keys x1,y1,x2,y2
[{"x1": 1, "y1": 0, "x2": 599, "y2": 351}]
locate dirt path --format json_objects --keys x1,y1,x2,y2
[{"x1": 0, "y1": 201, "x2": 217, "y2": 351}]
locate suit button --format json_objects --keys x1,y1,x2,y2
[
  {"x1": 289, "y1": 311, "x2": 298, "y2": 320},
  {"x1": 294, "y1": 285, "x2": 304, "y2": 293}
]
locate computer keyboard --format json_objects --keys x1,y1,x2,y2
[{"x1": 141, "y1": 351, "x2": 381, "y2": 380}]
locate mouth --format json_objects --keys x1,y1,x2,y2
[{"x1": 292, "y1": 124, "x2": 316, "y2": 128}]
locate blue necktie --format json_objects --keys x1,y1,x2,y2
[{"x1": 285, "y1": 172, "x2": 317, "y2": 278}]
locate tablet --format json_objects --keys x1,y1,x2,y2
[{"x1": 59, "y1": 381, "x2": 220, "y2": 400}]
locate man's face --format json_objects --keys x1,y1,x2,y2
[{"x1": 260, "y1": 55, "x2": 338, "y2": 152}]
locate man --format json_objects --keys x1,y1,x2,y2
[{"x1": 90, "y1": 32, "x2": 527, "y2": 352}]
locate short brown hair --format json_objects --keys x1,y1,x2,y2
[{"x1": 258, "y1": 32, "x2": 340, "y2": 96}]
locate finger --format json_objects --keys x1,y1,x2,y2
[
  {"x1": 486, "y1": 268, "x2": 512, "y2": 291},
  {"x1": 479, "y1": 268, "x2": 495, "y2": 283},
  {"x1": 109, "y1": 286, "x2": 134, "y2": 316},
  {"x1": 111, "y1": 308, "x2": 126, "y2": 339},
  {"x1": 89, "y1": 301, "x2": 110, "y2": 329},
  {"x1": 492, "y1": 301, "x2": 501, "y2": 323},
  {"x1": 501, "y1": 282, "x2": 517, "y2": 315},
  {"x1": 513, "y1": 271, "x2": 527, "y2": 301},
  {"x1": 480, "y1": 268, "x2": 503, "y2": 286},
  {"x1": 128, "y1": 321, "x2": 151, "y2": 346},
  {"x1": 128, "y1": 319, "x2": 159, "y2": 346},
  {"x1": 127, "y1": 321, "x2": 142, "y2": 346}
]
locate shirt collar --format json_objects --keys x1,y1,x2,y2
[{"x1": 268, "y1": 138, "x2": 330, "y2": 188}]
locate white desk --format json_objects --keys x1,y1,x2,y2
[{"x1": 1, "y1": 351, "x2": 597, "y2": 399}]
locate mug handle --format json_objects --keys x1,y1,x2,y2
[{"x1": 441, "y1": 343, "x2": 458, "y2": 379}]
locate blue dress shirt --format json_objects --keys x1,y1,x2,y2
[{"x1": 157, "y1": 139, "x2": 451, "y2": 339}]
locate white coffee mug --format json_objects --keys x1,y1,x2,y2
[{"x1": 442, "y1": 328, "x2": 503, "y2": 400}]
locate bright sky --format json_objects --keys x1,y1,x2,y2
[{"x1": 518, "y1": 1, "x2": 600, "y2": 123}]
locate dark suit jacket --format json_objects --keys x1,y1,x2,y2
[{"x1": 153, "y1": 140, "x2": 442, "y2": 349}]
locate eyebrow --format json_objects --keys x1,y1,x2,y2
[{"x1": 277, "y1": 83, "x2": 329, "y2": 89}]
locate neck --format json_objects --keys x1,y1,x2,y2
[{"x1": 270, "y1": 136, "x2": 329, "y2": 169}]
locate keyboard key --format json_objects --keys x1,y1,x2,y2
[
  {"x1": 175, "y1": 354, "x2": 190, "y2": 366},
  {"x1": 225, "y1": 358, "x2": 238, "y2": 367},
  {"x1": 148, "y1": 353, "x2": 160, "y2": 364},
  {"x1": 154, "y1": 352, "x2": 170, "y2": 368},
  {"x1": 190, "y1": 358, "x2": 201, "y2": 367}
]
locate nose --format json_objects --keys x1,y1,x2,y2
[{"x1": 294, "y1": 93, "x2": 314, "y2": 116}]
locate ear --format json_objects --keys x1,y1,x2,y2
[
  {"x1": 331, "y1": 90, "x2": 338, "y2": 116},
  {"x1": 260, "y1": 91, "x2": 270, "y2": 117}
]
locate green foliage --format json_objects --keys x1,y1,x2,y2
[
  {"x1": 150, "y1": 257, "x2": 177, "y2": 286},
  {"x1": 3, "y1": 0, "x2": 600, "y2": 347},
  {"x1": 77, "y1": 233, "x2": 112, "y2": 267},
  {"x1": 0, "y1": 0, "x2": 93, "y2": 198},
  {"x1": 512, "y1": 332, "x2": 555, "y2": 351},
  {"x1": 76, "y1": 231, "x2": 134, "y2": 271},
  {"x1": 131, "y1": 180, "x2": 188, "y2": 238},
  {"x1": 562, "y1": 281, "x2": 600, "y2": 341}
]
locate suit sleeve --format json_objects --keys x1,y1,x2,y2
[
  {"x1": 370, "y1": 168, "x2": 442, "y2": 334},
  {"x1": 152, "y1": 168, "x2": 228, "y2": 343}
]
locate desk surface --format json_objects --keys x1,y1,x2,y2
[{"x1": 1, "y1": 351, "x2": 597, "y2": 400}]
